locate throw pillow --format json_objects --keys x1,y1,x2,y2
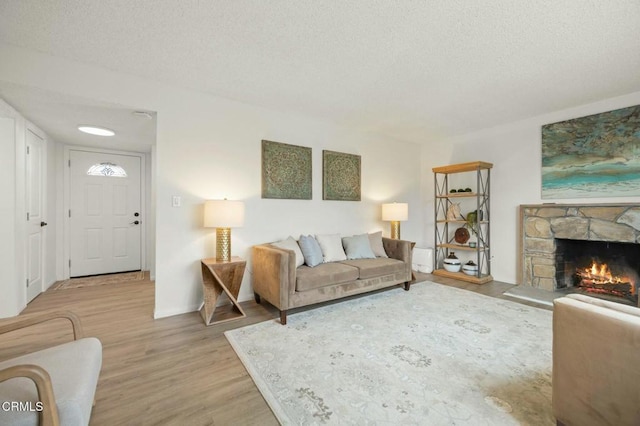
[
  {"x1": 342, "y1": 234, "x2": 376, "y2": 260},
  {"x1": 298, "y1": 235, "x2": 324, "y2": 267},
  {"x1": 272, "y1": 236, "x2": 304, "y2": 268},
  {"x1": 369, "y1": 231, "x2": 388, "y2": 258},
  {"x1": 315, "y1": 233, "x2": 347, "y2": 262}
]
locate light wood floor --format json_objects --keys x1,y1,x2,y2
[{"x1": 0, "y1": 273, "x2": 548, "y2": 425}]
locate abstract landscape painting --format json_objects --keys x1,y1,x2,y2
[{"x1": 541, "y1": 105, "x2": 640, "y2": 199}]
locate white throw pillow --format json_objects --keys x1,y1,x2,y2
[
  {"x1": 315, "y1": 234, "x2": 347, "y2": 262},
  {"x1": 368, "y1": 231, "x2": 388, "y2": 258},
  {"x1": 272, "y1": 236, "x2": 304, "y2": 268}
]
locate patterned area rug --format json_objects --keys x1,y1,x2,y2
[
  {"x1": 225, "y1": 281, "x2": 554, "y2": 425},
  {"x1": 51, "y1": 271, "x2": 146, "y2": 290}
]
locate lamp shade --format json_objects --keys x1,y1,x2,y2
[
  {"x1": 204, "y1": 200, "x2": 245, "y2": 228},
  {"x1": 382, "y1": 203, "x2": 408, "y2": 221}
]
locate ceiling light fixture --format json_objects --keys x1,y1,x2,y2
[
  {"x1": 78, "y1": 125, "x2": 115, "y2": 136},
  {"x1": 132, "y1": 111, "x2": 153, "y2": 119}
]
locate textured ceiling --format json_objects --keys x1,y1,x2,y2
[
  {"x1": 0, "y1": 83, "x2": 156, "y2": 152},
  {"x1": 0, "y1": 1, "x2": 639, "y2": 145}
]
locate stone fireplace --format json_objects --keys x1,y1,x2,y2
[{"x1": 519, "y1": 204, "x2": 640, "y2": 304}]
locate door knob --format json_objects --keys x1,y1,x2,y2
[
  {"x1": 130, "y1": 220, "x2": 140, "y2": 225},
  {"x1": 40, "y1": 221, "x2": 47, "y2": 227},
  {"x1": 134, "y1": 212, "x2": 139, "y2": 217}
]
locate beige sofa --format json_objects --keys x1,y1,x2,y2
[
  {"x1": 553, "y1": 294, "x2": 640, "y2": 426},
  {"x1": 252, "y1": 237, "x2": 413, "y2": 324}
]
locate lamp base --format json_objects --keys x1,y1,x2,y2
[
  {"x1": 216, "y1": 227, "x2": 231, "y2": 262},
  {"x1": 390, "y1": 221, "x2": 401, "y2": 239}
]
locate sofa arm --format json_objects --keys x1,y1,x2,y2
[
  {"x1": 552, "y1": 296, "x2": 640, "y2": 426},
  {"x1": 251, "y1": 244, "x2": 296, "y2": 310},
  {"x1": 382, "y1": 237, "x2": 413, "y2": 264},
  {"x1": 0, "y1": 311, "x2": 83, "y2": 340},
  {"x1": 0, "y1": 364, "x2": 60, "y2": 426}
]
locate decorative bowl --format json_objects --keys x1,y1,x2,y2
[
  {"x1": 454, "y1": 227, "x2": 470, "y2": 244},
  {"x1": 443, "y1": 263, "x2": 462, "y2": 272},
  {"x1": 462, "y1": 264, "x2": 478, "y2": 276}
]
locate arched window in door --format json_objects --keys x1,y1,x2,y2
[{"x1": 86, "y1": 162, "x2": 127, "y2": 177}]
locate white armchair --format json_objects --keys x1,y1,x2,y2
[
  {"x1": 553, "y1": 294, "x2": 640, "y2": 426},
  {"x1": 0, "y1": 311, "x2": 102, "y2": 426}
]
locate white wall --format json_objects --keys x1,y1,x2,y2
[
  {"x1": 3, "y1": 43, "x2": 639, "y2": 317},
  {"x1": 0, "y1": 43, "x2": 423, "y2": 318},
  {"x1": 424, "y1": 91, "x2": 640, "y2": 284},
  {"x1": 146, "y1": 150, "x2": 156, "y2": 279},
  {"x1": 153, "y1": 79, "x2": 423, "y2": 318},
  {"x1": 0, "y1": 102, "x2": 19, "y2": 317},
  {"x1": 55, "y1": 142, "x2": 65, "y2": 281},
  {"x1": 43, "y1": 125, "x2": 57, "y2": 288},
  {"x1": 0, "y1": 98, "x2": 58, "y2": 317}
]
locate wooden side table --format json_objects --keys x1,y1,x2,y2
[{"x1": 200, "y1": 257, "x2": 246, "y2": 326}]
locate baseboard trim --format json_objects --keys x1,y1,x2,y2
[{"x1": 154, "y1": 303, "x2": 201, "y2": 319}]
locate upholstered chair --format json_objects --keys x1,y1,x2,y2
[
  {"x1": 0, "y1": 311, "x2": 102, "y2": 426},
  {"x1": 553, "y1": 294, "x2": 640, "y2": 426}
]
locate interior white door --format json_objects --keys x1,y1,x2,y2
[
  {"x1": 26, "y1": 129, "x2": 45, "y2": 302},
  {"x1": 69, "y1": 150, "x2": 141, "y2": 277}
]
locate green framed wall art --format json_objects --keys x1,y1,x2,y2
[
  {"x1": 261, "y1": 140, "x2": 312, "y2": 199},
  {"x1": 322, "y1": 150, "x2": 361, "y2": 201}
]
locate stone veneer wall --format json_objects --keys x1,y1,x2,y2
[{"x1": 519, "y1": 204, "x2": 640, "y2": 291}]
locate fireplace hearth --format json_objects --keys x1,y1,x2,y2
[{"x1": 519, "y1": 203, "x2": 640, "y2": 306}]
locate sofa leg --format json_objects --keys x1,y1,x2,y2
[
  {"x1": 254, "y1": 293, "x2": 261, "y2": 304},
  {"x1": 280, "y1": 310, "x2": 287, "y2": 325},
  {"x1": 403, "y1": 282, "x2": 410, "y2": 291}
]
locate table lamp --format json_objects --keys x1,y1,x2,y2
[
  {"x1": 204, "y1": 199, "x2": 245, "y2": 261},
  {"x1": 382, "y1": 202, "x2": 408, "y2": 239}
]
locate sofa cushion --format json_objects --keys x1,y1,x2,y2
[
  {"x1": 298, "y1": 235, "x2": 324, "y2": 267},
  {"x1": 0, "y1": 337, "x2": 102, "y2": 426},
  {"x1": 340, "y1": 258, "x2": 406, "y2": 280},
  {"x1": 296, "y1": 263, "x2": 359, "y2": 292}
]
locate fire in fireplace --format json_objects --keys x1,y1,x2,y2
[
  {"x1": 575, "y1": 261, "x2": 636, "y2": 302},
  {"x1": 555, "y1": 239, "x2": 640, "y2": 306}
]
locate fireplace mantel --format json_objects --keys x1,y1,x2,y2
[{"x1": 518, "y1": 203, "x2": 640, "y2": 290}]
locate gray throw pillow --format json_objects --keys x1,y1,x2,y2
[
  {"x1": 369, "y1": 231, "x2": 388, "y2": 258},
  {"x1": 342, "y1": 234, "x2": 376, "y2": 260},
  {"x1": 298, "y1": 235, "x2": 324, "y2": 267}
]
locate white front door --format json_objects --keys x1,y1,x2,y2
[
  {"x1": 26, "y1": 129, "x2": 45, "y2": 302},
  {"x1": 69, "y1": 150, "x2": 141, "y2": 277}
]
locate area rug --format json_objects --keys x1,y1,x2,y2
[
  {"x1": 51, "y1": 271, "x2": 146, "y2": 290},
  {"x1": 225, "y1": 281, "x2": 554, "y2": 425}
]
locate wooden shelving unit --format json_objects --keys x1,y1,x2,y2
[{"x1": 432, "y1": 161, "x2": 493, "y2": 284}]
